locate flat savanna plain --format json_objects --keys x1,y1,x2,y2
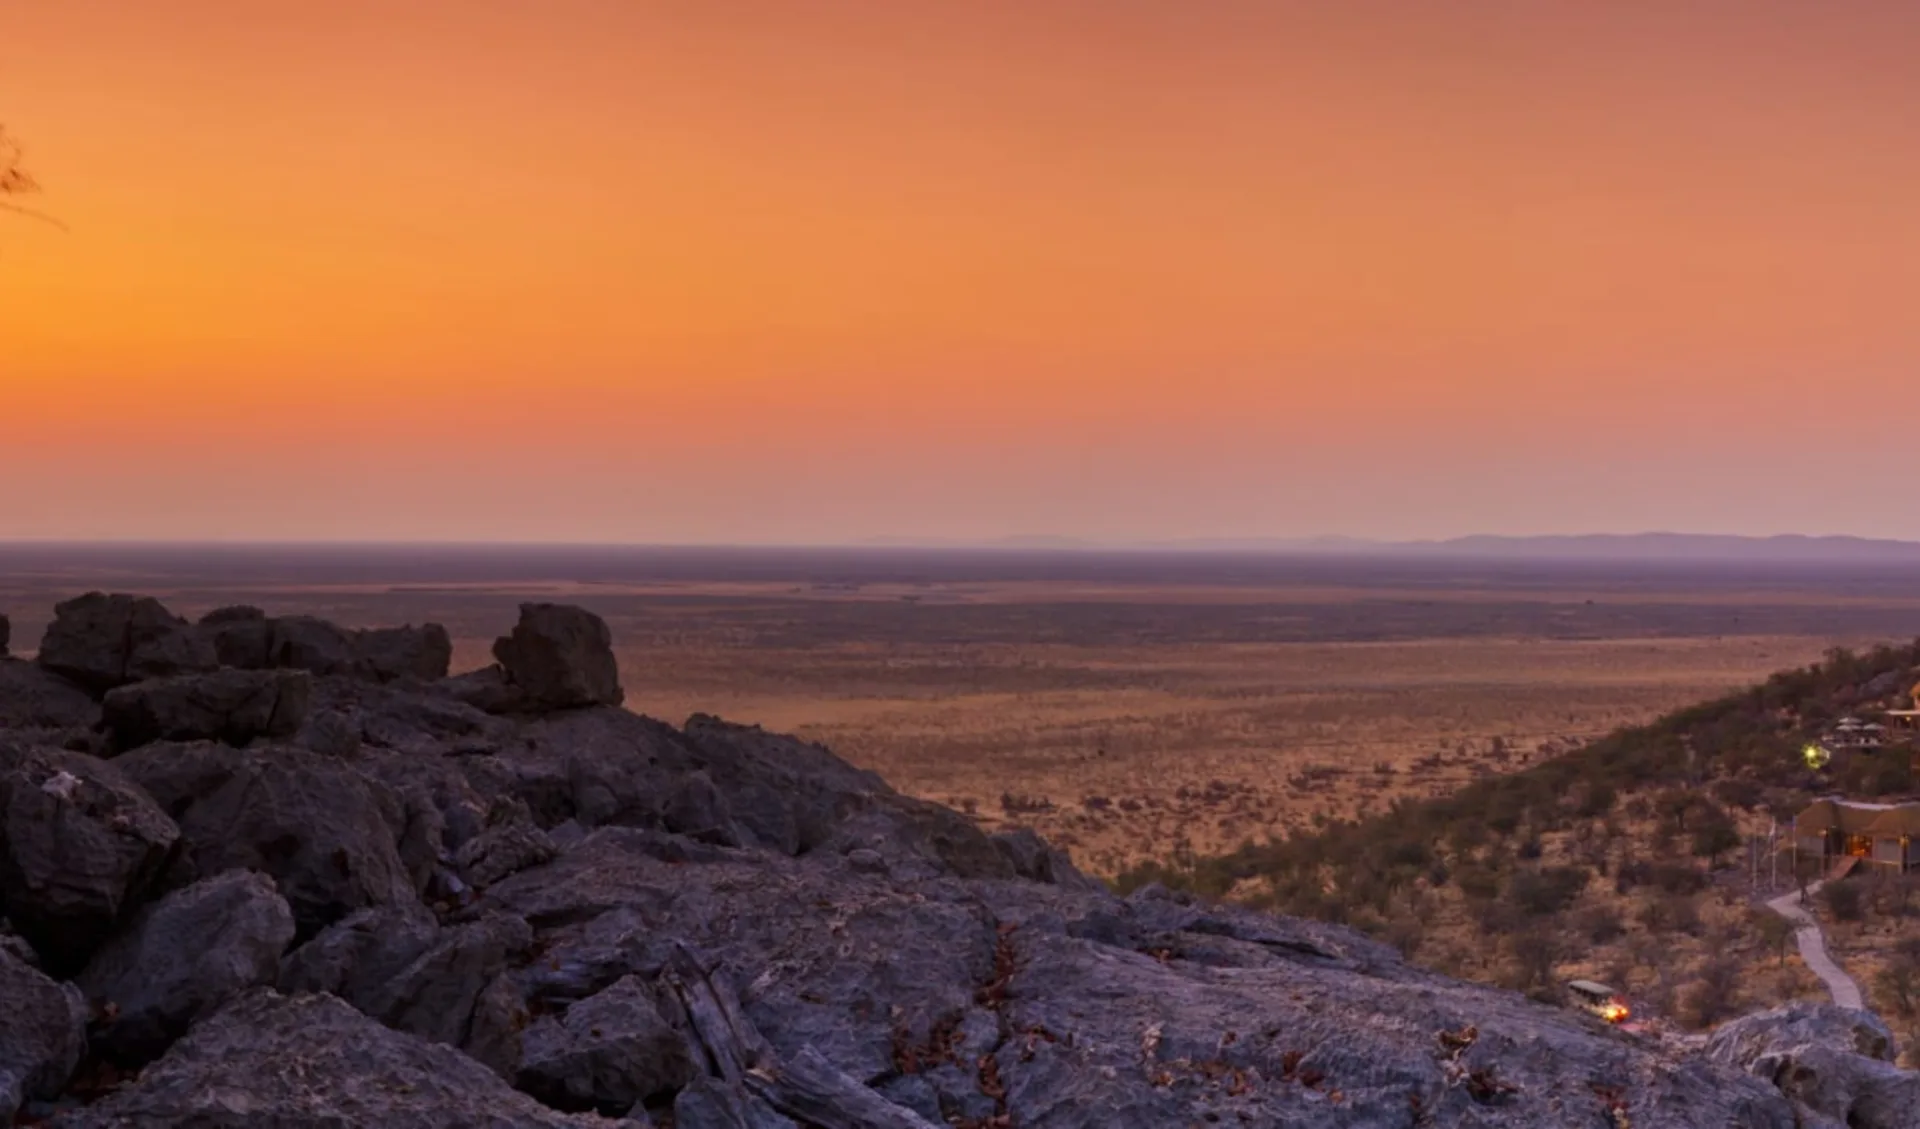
[{"x1": 5, "y1": 546, "x2": 1919, "y2": 875}]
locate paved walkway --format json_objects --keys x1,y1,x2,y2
[{"x1": 1765, "y1": 882, "x2": 1865, "y2": 1010}]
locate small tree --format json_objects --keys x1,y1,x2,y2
[
  {"x1": 1691, "y1": 811, "x2": 1742, "y2": 870},
  {"x1": 1875, "y1": 938, "x2": 1920, "y2": 1020},
  {"x1": 1752, "y1": 908, "x2": 1796, "y2": 966}
]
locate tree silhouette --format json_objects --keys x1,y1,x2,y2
[{"x1": 1, "y1": 126, "x2": 66, "y2": 229}]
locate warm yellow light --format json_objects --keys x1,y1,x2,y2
[
  {"x1": 1601, "y1": 1001, "x2": 1631, "y2": 1024},
  {"x1": 1804, "y1": 744, "x2": 1832, "y2": 769}
]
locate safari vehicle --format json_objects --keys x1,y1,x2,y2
[{"x1": 1566, "y1": 979, "x2": 1631, "y2": 1024}]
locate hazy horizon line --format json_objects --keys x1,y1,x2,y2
[{"x1": 4, "y1": 530, "x2": 1920, "y2": 554}]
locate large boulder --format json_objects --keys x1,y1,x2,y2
[
  {"x1": 114, "y1": 744, "x2": 416, "y2": 939},
  {"x1": 0, "y1": 747, "x2": 179, "y2": 973},
  {"x1": 267, "y1": 615, "x2": 359, "y2": 677},
  {"x1": 0, "y1": 947, "x2": 86, "y2": 1125},
  {"x1": 1707, "y1": 1001, "x2": 1898, "y2": 1066},
  {"x1": 488, "y1": 603, "x2": 623, "y2": 712},
  {"x1": 35, "y1": 593, "x2": 216, "y2": 691},
  {"x1": 198, "y1": 606, "x2": 275, "y2": 669},
  {"x1": 0, "y1": 658, "x2": 99, "y2": 733},
  {"x1": 1707, "y1": 1002, "x2": 1918, "y2": 1129},
  {"x1": 55, "y1": 989, "x2": 613, "y2": 1129},
  {"x1": 355, "y1": 624, "x2": 453, "y2": 683},
  {"x1": 280, "y1": 905, "x2": 533, "y2": 1079},
  {"x1": 100, "y1": 668, "x2": 312, "y2": 752},
  {"x1": 516, "y1": 975, "x2": 697, "y2": 1114},
  {"x1": 77, "y1": 869, "x2": 296, "y2": 1067}
]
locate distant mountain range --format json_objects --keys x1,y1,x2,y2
[{"x1": 858, "y1": 532, "x2": 1920, "y2": 561}]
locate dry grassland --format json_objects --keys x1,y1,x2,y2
[
  {"x1": 611, "y1": 632, "x2": 1848, "y2": 876},
  {"x1": 5, "y1": 558, "x2": 1887, "y2": 880}
]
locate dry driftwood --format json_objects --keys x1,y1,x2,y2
[{"x1": 663, "y1": 944, "x2": 941, "y2": 1129}]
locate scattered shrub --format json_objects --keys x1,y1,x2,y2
[
  {"x1": 1508, "y1": 866, "x2": 1591, "y2": 917},
  {"x1": 1678, "y1": 957, "x2": 1743, "y2": 1029},
  {"x1": 1575, "y1": 905, "x2": 1626, "y2": 946},
  {"x1": 1823, "y1": 880, "x2": 1865, "y2": 923}
]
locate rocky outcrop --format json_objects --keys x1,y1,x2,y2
[
  {"x1": 1708, "y1": 1002, "x2": 1919, "y2": 1129},
  {"x1": 55, "y1": 989, "x2": 611, "y2": 1129},
  {"x1": 0, "y1": 747, "x2": 179, "y2": 973},
  {"x1": 488, "y1": 603, "x2": 624, "y2": 711},
  {"x1": 99, "y1": 668, "x2": 311, "y2": 751},
  {"x1": 36, "y1": 593, "x2": 216, "y2": 691},
  {"x1": 201, "y1": 607, "x2": 454, "y2": 684},
  {"x1": 280, "y1": 904, "x2": 533, "y2": 1078},
  {"x1": 0, "y1": 595, "x2": 1901, "y2": 1126},
  {"x1": 114, "y1": 743, "x2": 416, "y2": 938},
  {"x1": 0, "y1": 948, "x2": 86, "y2": 1124},
  {"x1": 76, "y1": 869, "x2": 295, "y2": 1066}
]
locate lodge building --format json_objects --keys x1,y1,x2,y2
[{"x1": 1794, "y1": 798, "x2": 1920, "y2": 873}]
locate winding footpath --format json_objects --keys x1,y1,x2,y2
[{"x1": 1765, "y1": 881, "x2": 1865, "y2": 1010}]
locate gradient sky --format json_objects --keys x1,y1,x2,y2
[{"x1": 4, "y1": 1, "x2": 1919, "y2": 543}]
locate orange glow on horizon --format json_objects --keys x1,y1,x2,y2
[{"x1": 5, "y1": 2, "x2": 1920, "y2": 542}]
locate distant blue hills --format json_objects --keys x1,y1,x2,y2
[{"x1": 860, "y1": 532, "x2": 1920, "y2": 561}]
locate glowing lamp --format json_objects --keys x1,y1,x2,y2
[{"x1": 1804, "y1": 743, "x2": 1832, "y2": 769}]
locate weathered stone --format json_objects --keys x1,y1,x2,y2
[
  {"x1": 267, "y1": 615, "x2": 359, "y2": 676},
  {"x1": 1708, "y1": 1002, "x2": 1917, "y2": 1128},
  {"x1": 1708, "y1": 1001, "x2": 1898, "y2": 1066},
  {"x1": 490, "y1": 603, "x2": 624, "y2": 711},
  {"x1": 36, "y1": 593, "x2": 216, "y2": 691},
  {"x1": 677, "y1": 717, "x2": 890, "y2": 855},
  {"x1": 0, "y1": 947, "x2": 86, "y2": 1125},
  {"x1": 0, "y1": 747, "x2": 179, "y2": 973},
  {"x1": 815, "y1": 796, "x2": 1012, "y2": 882},
  {"x1": 663, "y1": 771, "x2": 742, "y2": 847},
  {"x1": 77, "y1": 869, "x2": 296, "y2": 1066},
  {"x1": 100, "y1": 668, "x2": 312, "y2": 752},
  {"x1": 992, "y1": 826, "x2": 1099, "y2": 889},
  {"x1": 278, "y1": 902, "x2": 442, "y2": 1001},
  {"x1": 199, "y1": 606, "x2": 274, "y2": 669},
  {"x1": 490, "y1": 833, "x2": 999, "y2": 1080},
  {"x1": 456, "y1": 817, "x2": 558, "y2": 889},
  {"x1": 468, "y1": 970, "x2": 532, "y2": 1084},
  {"x1": 56, "y1": 989, "x2": 612, "y2": 1128},
  {"x1": 117, "y1": 744, "x2": 415, "y2": 939},
  {"x1": 0, "y1": 658, "x2": 99, "y2": 733},
  {"x1": 297, "y1": 707, "x2": 362, "y2": 756},
  {"x1": 281, "y1": 905, "x2": 533, "y2": 1078},
  {"x1": 517, "y1": 975, "x2": 698, "y2": 1114},
  {"x1": 355, "y1": 623, "x2": 453, "y2": 683}
]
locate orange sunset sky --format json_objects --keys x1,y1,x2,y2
[{"x1": 4, "y1": 1, "x2": 1919, "y2": 543}]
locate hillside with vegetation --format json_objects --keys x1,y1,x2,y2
[{"x1": 1120, "y1": 641, "x2": 1920, "y2": 1056}]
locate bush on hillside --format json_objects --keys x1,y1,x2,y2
[
  {"x1": 1507, "y1": 866, "x2": 1591, "y2": 917},
  {"x1": 1823, "y1": 880, "x2": 1865, "y2": 923}
]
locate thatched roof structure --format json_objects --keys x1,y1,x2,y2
[{"x1": 1797, "y1": 798, "x2": 1920, "y2": 837}]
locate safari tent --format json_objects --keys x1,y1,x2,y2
[{"x1": 1794, "y1": 798, "x2": 1920, "y2": 872}]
